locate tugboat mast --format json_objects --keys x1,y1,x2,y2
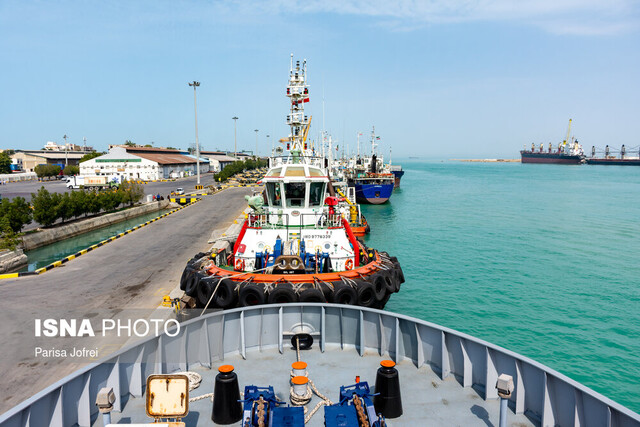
[{"x1": 286, "y1": 54, "x2": 310, "y2": 162}]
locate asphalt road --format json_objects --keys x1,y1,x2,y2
[
  {"x1": 0, "y1": 186, "x2": 252, "y2": 414},
  {"x1": 0, "y1": 173, "x2": 217, "y2": 202}
]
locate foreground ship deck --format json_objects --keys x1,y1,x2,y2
[{"x1": 1, "y1": 304, "x2": 639, "y2": 426}]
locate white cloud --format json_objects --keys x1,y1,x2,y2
[{"x1": 238, "y1": 0, "x2": 640, "y2": 35}]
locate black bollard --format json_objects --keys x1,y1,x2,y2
[
  {"x1": 211, "y1": 365, "x2": 242, "y2": 424},
  {"x1": 373, "y1": 360, "x2": 403, "y2": 418}
]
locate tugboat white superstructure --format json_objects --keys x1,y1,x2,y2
[{"x1": 180, "y1": 56, "x2": 404, "y2": 309}]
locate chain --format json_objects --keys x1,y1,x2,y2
[
  {"x1": 257, "y1": 397, "x2": 266, "y2": 427},
  {"x1": 353, "y1": 395, "x2": 369, "y2": 427}
]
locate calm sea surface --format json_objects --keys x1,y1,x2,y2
[{"x1": 362, "y1": 160, "x2": 640, "y2": 413}]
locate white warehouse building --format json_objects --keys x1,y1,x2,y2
[{"x1": 79, "y1": 146, "x2": 210, "y2": 181}]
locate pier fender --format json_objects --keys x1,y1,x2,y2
[
  {"x1": 331, "y1": 282, "x2": 358, "y2": 305},
  {"x1": 356, "y1": 280, "x2": 377, "y2": 307},
  {"x1": 267, "y1": 285, "x2": 298, "y2": 304},
  {"x1": 238, "y1": 282, "x2": 267, "y2": 306},
  {"x1": 298, "y1": 286, "x2": 326, "y2": 303},
  {"x1": 185, "y1": 271, "x2": 205, "y2": 297}
]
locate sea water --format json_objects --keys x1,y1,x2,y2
[{"x1": 362, "y1": 160, "x2": 640, "y2": 413}]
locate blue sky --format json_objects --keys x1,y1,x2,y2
[{"x1": 1, "y1": 0, "x2": 639, "y2": 158}]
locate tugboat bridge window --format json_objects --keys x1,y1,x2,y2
[
  {"x1": 265, "y1": 182, "x2": 282, "y2": 207},
  {"x1": 309, "y1": 182, "x2": 325, "y2": 207},
  {"x1": 285, "y1": 182, "x2": 305, "y2": 207}
]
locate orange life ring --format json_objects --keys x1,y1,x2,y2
[
  {"x1": 345, "y1": 258, "x2": 354, "y2": 270},
  {"x1": 234, "y1": 258, "x2": 245, "y2": 271}
]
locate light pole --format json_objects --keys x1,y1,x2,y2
[
  {"x1": 189, "y1": 81, "x2": 201, "y2": 185},
  {"x1": 254, "y1": 129, "x2": 259, "y2": 158},
  {"x1": 266, "y1": 134, "x2": 271, "y2": 156},
  {"x1": 232, "y1": 116, "x2": 238, "y2": 159},
  {"x1": 63, "y1": 134, "x2": 68, "y2": 166},
  {"x1": 83, "y1": 136, "x2": 87, "y2": 152}
]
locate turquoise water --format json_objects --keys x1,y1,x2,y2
[
  {"x1": 20, "y1": 209, "x2": 172, "y2": 272},
  {"x1": 362, "y1": 160, "x2": 640, "y2": 413}
]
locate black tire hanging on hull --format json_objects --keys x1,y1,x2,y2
[
  {"x1": 185, "y1": 271, "x2": 204, "y2": 297},
  {"x1": 355, "y1": 280, "x2": 378, "y2": 308},
  {"x1": 196, "y1": 276, "x2": 216, "y2": 307},
  {"x1": 239, "y1": 283, "x2": 267, "y2": 307},
  {"x1": 267, "y1": 285, "x2": 299, "y2": 304},
  {"x1": 299, "y1": 286, "x2": 326, "y2": 303},
  {"x1": 180, "y1": 266, "x2": 194, "y2": 291},
  {"x1": 212, "y1": 278, "x2": 238, "y2": 309},
  {"x1": 371, "y1": 274, "x2": 388, "y2": 301},
  {"x1": 331, "y1": 282, "x2": 358, "y2": 305}
]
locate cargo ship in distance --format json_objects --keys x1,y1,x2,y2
[
  {"x1": 520, "y1": 119, "x2": 585, "y2": 164},
  {"x1": 585, "y1": 144, "x2": 640, "y2": 165}
]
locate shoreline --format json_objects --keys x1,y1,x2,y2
[{"x1": 450, "y1": 158, "x2": 521, "y2": 162}]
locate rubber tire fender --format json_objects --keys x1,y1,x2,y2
[
  {"x1": 180, "y1": 266, "x2": 194, "y2": 291},
  {"x1": 196, "y1": 276, "x2": 217, "y2": 308},
  {"x1": 238, "y1": 282, "x2": 267, "y2": 307},
  {"x1": 331, "y1": 282, "x2": 358, "y2": 305},
  {"x1": 267, "y1": 284, "x2": 299, "y2": 304},
  {"x1": 299, "y1": 286, "x2": 326, "y2": 303},
  {"x1": 185, "y1": 270, "x2": 204, "y2": 297},
  {"x1": 187, "y1": 252, "x2": 207, "y2": 267},
  {"x1": 370, "y1": 273, "x2": 389, "y2": 301},
  {"x1": 213, "y1": 278, "x2": 239, "y2": 309},
  {"x1": 389, "y1": 256, "x2": 405, "y2": 284},
  {"x1": 375, "y1": 293, "x2": 391, "y2": 310},
  {"x1": 355, "y1": 279, "x2": 377, "y2": 308}
]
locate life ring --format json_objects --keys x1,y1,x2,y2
[
  {"x1": 239, "y1": 283, "x2": 267, "y2": 306},
  {"x1": 234, "y1": 258, "x2": 245, "y2": 271},
  {"x1": 267, "y1": 285, "x2": 298, "y2": 304},
  {"x1": 344, "y1": 258, "x2": 354, "y2": 271}
]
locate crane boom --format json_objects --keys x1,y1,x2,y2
[
  {"x1": 564, "y1": 118, "x2": 572, "y2": 145},
  {"x1": 302, "y1": 115, "x2": 312, "y2": 143}
]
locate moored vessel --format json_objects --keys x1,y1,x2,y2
[
  {"x1": 346, "y1": 128, "x2": 395, "y2": 204},
  {"x1": 180, "y1": 57, "x2": 403, "y2": 310},
  {"x1": 520, "y1": 119, "x2": 585, "y2": 164},
  {"x1": 586, "y1": 144, "x2": 640, "y2": 165}
]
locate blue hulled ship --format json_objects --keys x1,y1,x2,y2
[{"x1": 347, "y1": 128, "x2": 395, "y2": 204}]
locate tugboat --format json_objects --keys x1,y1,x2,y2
[
  {"x1": 346, "y1": 128, "x2": 395, "y2": 204},
  {"x1": 520, "y1": 119, "x2": 586, "y2": 164},
  {"x1": 180, "y1": 57, "x2": 403, "y2": 309}
]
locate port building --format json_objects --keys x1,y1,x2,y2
[
  {"x1": 11, "y1": 150, "x2": 86, "y2": 172},
  {"x1": 79, "y1": 146, "x2": 210, "y2": 181}
]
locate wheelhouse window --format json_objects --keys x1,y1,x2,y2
[
  {"x1": 309, "y1": 182, "x2": 325, "y2": 207},
  {"x1": 285, "y1": 182, "x2": 305, "y2": 207},
  {"x1": 265, "y1": 182, "x2": 282, "y2": 207}
]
